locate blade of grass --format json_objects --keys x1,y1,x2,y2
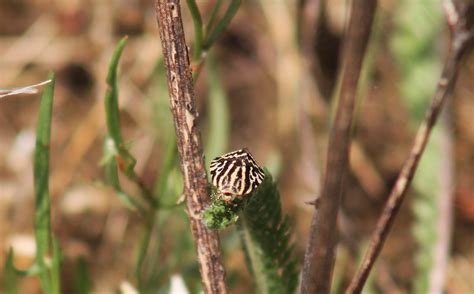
[
  {"x1": 74, "y1": 257, "x2": 91, "y2": 294},
  {"x1": 135, "y1": 223, "x2": 153, "y2": 286},
  {"x1": 104, "y1": 36, "x2": 156, "y2": 208},
  {"x1": 51, "y1": 238, "x2": 61, "y2": 294},
  {"x1": 203, "y1": 0, "x2": 241, "y2": 50},
  {"x1": 191, "y1": 0, "x2": 241, "y2": 82},
  {"x1": 3, "y1": 249, "x2": 19, "y2": 294},
  {"x1": 34, "y1": 72, "x2": 55, "y2": 294},
  {"x1": 185, "y1": 0, "x2": 203, "y2": 61},
  {"x1": 105, "y1": 36, "x2": 136, "y2": 175},
  {"x1": 205, "y1": 0, "x2": 224, "y2": 36},
  {"x1": 102, "y1": 136, "x2": 145, "y2": 211}
]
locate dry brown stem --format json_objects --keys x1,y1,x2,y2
[
  {"x1": 300, "y1": 1, "x2": 377, "y2": 293},
  {"x1": 154, "y1": 0, "x2": 227, "y2": 293},
  {"x1": 345, "y1": 2, "x2": 474, "y2": 293}
]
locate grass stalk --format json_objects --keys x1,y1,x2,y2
[{"x1": 33, "y1": 72, "x2": 59, "y2": 293}]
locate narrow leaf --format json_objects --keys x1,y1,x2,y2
[
  {"x1": 203, "y1": 0, "x2": 241, "y2": 50},
  {"x1": 205, "y1": 0, "x2": 224, "y2": 35},
  {"x1": 104, "y1": 36, "x2": 137, "y2": 176},
  {"x1": 185, "y1": 0, "x2": 203, "y2": 60},
  {"x1": 51, "y1": 238, "x2": 62, "y2": 294},
  {"x1": 34, "y1": 72, "x2": 55, "y2": 293},
  {"x1": 103, "y1": 137, "x2": 144, "y2": 211},
  {"x1": 74, "y1": 257, "x2": 91, "y2": 294},
  {"x1": 3, "y1": 249, "x2": 19, "y2": 294}
]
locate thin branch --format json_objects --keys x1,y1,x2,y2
[
  {"x1": 346, "y1": 2, "x2": 474, "y2": 293},
  {"x1": 154, "y1": 1, "x2": 227, "y2": 293},
  {"x1": 300, "y1": 1, "x2": 377, "y2": 293}
]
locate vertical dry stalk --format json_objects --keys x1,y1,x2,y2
[
  {"x1": 154, "y1": 1, "x2": 227, "y2": 293},
  {"x1": 346, "y1": 1, "x2": 474, "y2": 293},
  {"x1": 301, "y1": 1, "x2": 377, "y2": 293}
]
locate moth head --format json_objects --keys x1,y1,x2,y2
[{"x1": 219, "y1": 177, "x2": 243, "y2": 197}]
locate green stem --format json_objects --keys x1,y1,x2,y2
[
  {"x1": 203, "y1": 0, "x2": 241, "y2": 50},
  {"x1": 239, "y1": 214, "x2": 268, "y2": 293},
  {"x1": 51, "y1": 238, "x2": 61, "y2": 294},
  {"x1": 205, "y1": 0, "x2": 224, "y2": 36},
  {"x1": 34, "y1": 72, "x2": 55, "y2": 293},
  {"x1": 185, "y1": 0, "x2": 203, "y2": 61},
  {"x1": 135, "y1": 221, "x2": 154, "y2": 286}
]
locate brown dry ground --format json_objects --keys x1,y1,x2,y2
[{"x1": 0, "y1": 0, "x2": 473, "y2": 293}]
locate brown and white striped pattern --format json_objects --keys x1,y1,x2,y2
[{"x1": 210, "y1": 148, "x2": 265, "y2": 199}]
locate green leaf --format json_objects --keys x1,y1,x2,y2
[
  {"x1": 102, "y1": 136, "x2": 144, "y2": 211},
  {"x1": 73, "y1": 257, "x2": 91, "y2": 294},
  {"x1": 51, "y1": 238, "x2": 62, "y2": 294},
  {"x1": 185, "y1": 0, "x2": 203, "y2": 61},
  {"x1": 135, "y1": 223, "x2": 153, "y2": 286},
  {"x1": 203, "y1": 0, "x2": 241, "y2": 50},
  {"x1": 103, "y1": 37, "x2": 156, "y2": 209},
  {"x1": 34, "y1": 72, "x2": 55, "y2": 294},
  {"x1": 104, "y1": 36, "x2": 137, "y2": 177},
  {"x1": 203, "y1": 193, "x2": 241, "y2": 230},
  {"x1": 239, "y1": 171, "x2": 298, "y2": 294},
  {"x1": 205, "y1": 0, "x2": 224, "y2": 35},
  {"x1": 2, "y1": 249, "x2": 19, "y2": 294}
]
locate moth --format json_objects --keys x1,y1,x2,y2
[{"x1": 210, "y1": 148, "x2": 265, "y2": 202}]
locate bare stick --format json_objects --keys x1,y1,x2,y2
[
  {"x1": 300, "y1": 1, "x2": 377, "y2": 293},
  {"x1": 154, "y1": 1, "x2": 227, "y2": 293},
  {"x1": 346, "y1": 2, "x2": 474, "y2": 293}
]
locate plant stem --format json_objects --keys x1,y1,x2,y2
[
  {"x1": 185, "y1": 0, "x2": 203, "y2": 61},
  {"x1": 238, "y1": 216, "x2": 268, "y2": 294},
  {"x1": 34, "y1": 72, "x2": 56, "y2": 293},
  {"x1": 154, "y1": 1, "x2": 227, "y2": 293},
  {"x1": 300, "y1": 1, "x2": 377, "y2": 293},
  {"x1": 345, "y1": 2, "x2": 474, "y2": 292}
]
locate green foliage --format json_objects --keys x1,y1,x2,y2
[
  {"x1": 391, "y1": 1, "x2": 445, "y2": 293},
  {"x1": 391, "y1": 1, "x2": 443, "y2": 123},
  {"x1": 185, "y1": 0, "x2": 241, "y2": 65},
  {"x1": 203, "y1": 0, "x2": 241, "y2": 50},
  {"x1": 186, "y1": 0, "x2": 203, "y2": 60},
  {"x1": 2, "y1": 249, "x2": 19, "y2": 294},
  {"x1": 239, "y1": 171, "x2": 298, "y2": 294},
  {"x1": 203, "y1": 170, "x2": 298, "y2": 294},
  {"x1": 205, "y1": 0, "x2": 224, "y2": 34},
  {"x1": 203, "y1": 191, "x2": 241, "y2": 230},
  {"x1": 102, "y1": 37, "x2": 156, "y2": 211},
  {"x1": 73, "y1": 257, "x2": 91, "y2": 294},
  {"x1": 50, "y1": 239, "x2": 62, "y2": 294},
  {"x1": 104, "y1": 37, "x2": 136, "y2": 175},
  {"x1": 102, "y1": 136, "x2": 144, "y2": 211},
  {"x1": 33, "y1": 72, "x2": 61, "y2": 294}
]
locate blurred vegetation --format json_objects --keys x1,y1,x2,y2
[
  {"x1": 0, "y1": 1, "x2": 473, "y2": 293},
  {"x1": 391, "y1": 1, "x2": 447, "y2": 293}
]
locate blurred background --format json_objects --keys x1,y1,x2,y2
[{"x1": 1, "y1": 0, "x2": 473, "y2": 293}]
